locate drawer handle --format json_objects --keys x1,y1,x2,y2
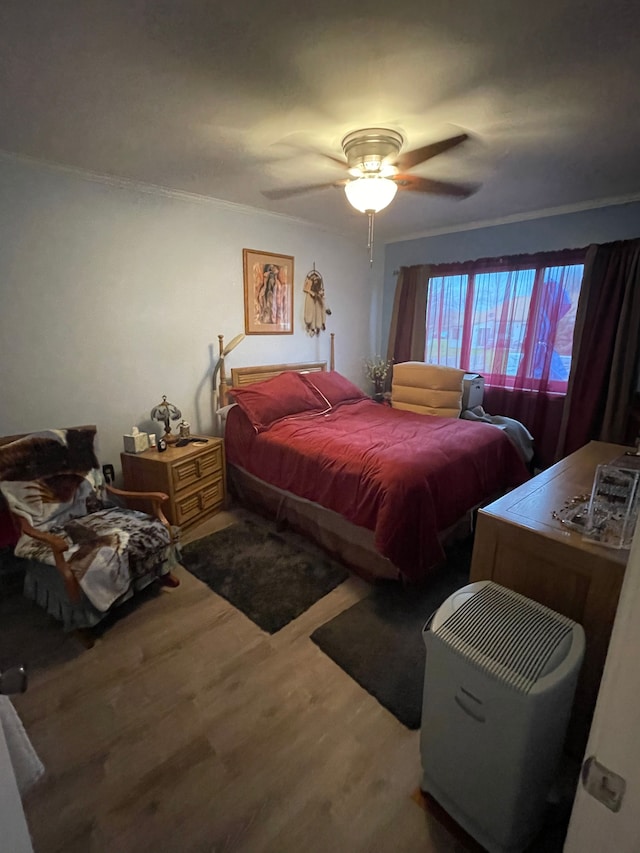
[{"x1": 195, "y1": 460, "x2": 201, "y2": 478}]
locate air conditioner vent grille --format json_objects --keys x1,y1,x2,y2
[{"x1": 435, "y1": 583, "x2": 574, "y2": 693}]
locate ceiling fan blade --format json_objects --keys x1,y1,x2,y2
[
  {"x1": 320, "y1": 153, "x2": 350, "y2": 170},
  {"x1": 393, "y1": 174, "x2": 478, "y2": 198},
  {"x1": 261, "y1": 181, "x2": 345, "y2": 200},
  {"x1": 392, "y1": 133, "x2": 469, "y2": 171}
]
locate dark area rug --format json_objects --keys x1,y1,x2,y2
[
  {"x1": 310, "y1": 538, "x2": 472, "y2": 729},
  {"x1": 180, "y1": 514, "x2": 350, "y2": 633}
]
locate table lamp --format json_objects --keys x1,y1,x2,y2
[{"x1": 150, "y1": 395, "x2": 182, "y2": 444}]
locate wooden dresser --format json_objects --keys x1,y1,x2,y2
[
  {"x1": 121, "y1": 437, "x2": 225, "y2": 531},
  {"x1": 470, "y1": 441, "x2": 631, "y2": 755}
]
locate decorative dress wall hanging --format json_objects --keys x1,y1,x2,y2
[{"x1": 303, "y1": 265, "x2": 331, "y2": 336}]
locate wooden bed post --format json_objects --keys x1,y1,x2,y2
[
  {"x1": 330, "y1": 332, "x2": 335, "y2": 371},
  {"x1": 218, "y1": 334, "x2": 228, "y2": 407}
]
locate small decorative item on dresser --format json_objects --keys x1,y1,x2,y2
[
  {"x1": 150, "y1": 396, "x2": 182, "y2": 444},
  {"x1": 583, "y1": 457, "x2": 640, "y2": 549},
  {"x1": 178, "y1": 420, "x2": 191, "y2": 439}
]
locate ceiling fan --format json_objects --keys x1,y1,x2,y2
[
  {"x1": 261, "y1": 127, "x2": 478, "y2": 261},
  {"x1": 262, "y1": 127, "x2": 478, "y2": 210}
]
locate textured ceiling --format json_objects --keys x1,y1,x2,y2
[{"x1": 2, "y1": 0, "x2": 640, "y2": 242}]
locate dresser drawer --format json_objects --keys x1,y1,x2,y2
[
  {"x1": 171, "y1": 446, "x2": 222, "y2": 493},
  {"x1": 174, "y1": 477, "x2": 225, "y2": 526}
]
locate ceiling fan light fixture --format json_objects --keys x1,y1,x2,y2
[
  {"x1": 341, "y1": 128, "x2": 404, "y2": 172},
  {"x1": 344, "y1": 175, "x2": 398, "y2": 213}
]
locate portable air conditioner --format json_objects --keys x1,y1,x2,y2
[{"x1": 420, "y1": 581, "x2": 584, "y2": 853}]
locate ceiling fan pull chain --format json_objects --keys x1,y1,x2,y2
[{"x1": 367, "y1": 212, "x2": 375, "y2": 265}]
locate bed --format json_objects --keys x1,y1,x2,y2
[{"x1": 218, "y1": 339, "x2": 529, "y2": 584}]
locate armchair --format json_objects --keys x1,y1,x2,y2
[{"x1": 0, "y1": 426, "x2": 180, "y2": 644}]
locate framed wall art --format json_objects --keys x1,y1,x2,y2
[{"x1": 243, "y1": 249, "x2": 294, "y2": 335}]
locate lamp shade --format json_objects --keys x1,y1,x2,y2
[
  {"x1": 344, "y1": 176, "x2": 398, "y2": 213},
  {"x1": 150, "y1": 395, "x2": 182, "y2": 441}
]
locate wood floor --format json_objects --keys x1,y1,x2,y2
[
  {"x1": 1, "y1": 510, "x2": 572, "y2": 853},
  {"x1": 1, "y1": 510, "x2": 459, "y2": 853}
]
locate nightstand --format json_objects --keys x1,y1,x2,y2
[{"x1": 121, "y1": 437, "x2": 225, "y2": 530}]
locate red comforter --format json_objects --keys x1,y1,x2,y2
[{"x1": 225, "y1": 399, "x2": 529, "y2": 582}]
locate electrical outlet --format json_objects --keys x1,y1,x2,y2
[{"x1": 581, "y1": 755, "x2": 626, "y2": 812}]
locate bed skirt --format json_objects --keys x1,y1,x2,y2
[
  {"x1": 228, "y1": 464, "x2": 399, "y2": 581},
  {"x1": 228, "y1": 464, "x2": 477, "y2": 583}
]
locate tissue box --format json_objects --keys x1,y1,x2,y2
[{"x1": 123, "y1": 432, "x2": 149, "y2": 454}]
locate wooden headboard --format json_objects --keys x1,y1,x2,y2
[{"x1": 218, "y1": 332, "x2": 335, "y2": 406}]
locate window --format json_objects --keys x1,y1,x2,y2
[{"x1": 425, "y1": 252, "x2": 585, "y2": 394}]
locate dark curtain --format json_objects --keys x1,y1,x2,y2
[
  {"x1": 387, "y1": 265, "x2": 429, "y2": 363},
  {"x1": 558, "y1": 238, "x2": 640, "y2": 457},
  {"x1": 484, "y1": 386, "x2": 565, "y2": 469}
]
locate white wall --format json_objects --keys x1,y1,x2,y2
[
  {"x1": 0, "y1": 154, "x2": 378, "y2": 476},
  {"x1": 564, "y1": 514, "x2": 640, "y2": 851}
]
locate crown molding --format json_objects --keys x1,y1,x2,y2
[
  {"x1": 387, "y1": 192, "x2": 640, "y2": 244},
  {"x1": 0, "y1": 148, "x2": 348, "y2": 238}
]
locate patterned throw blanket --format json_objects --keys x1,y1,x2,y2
[{"x1": 0, "y1": 428, "x2": 170, "y2": 611}]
